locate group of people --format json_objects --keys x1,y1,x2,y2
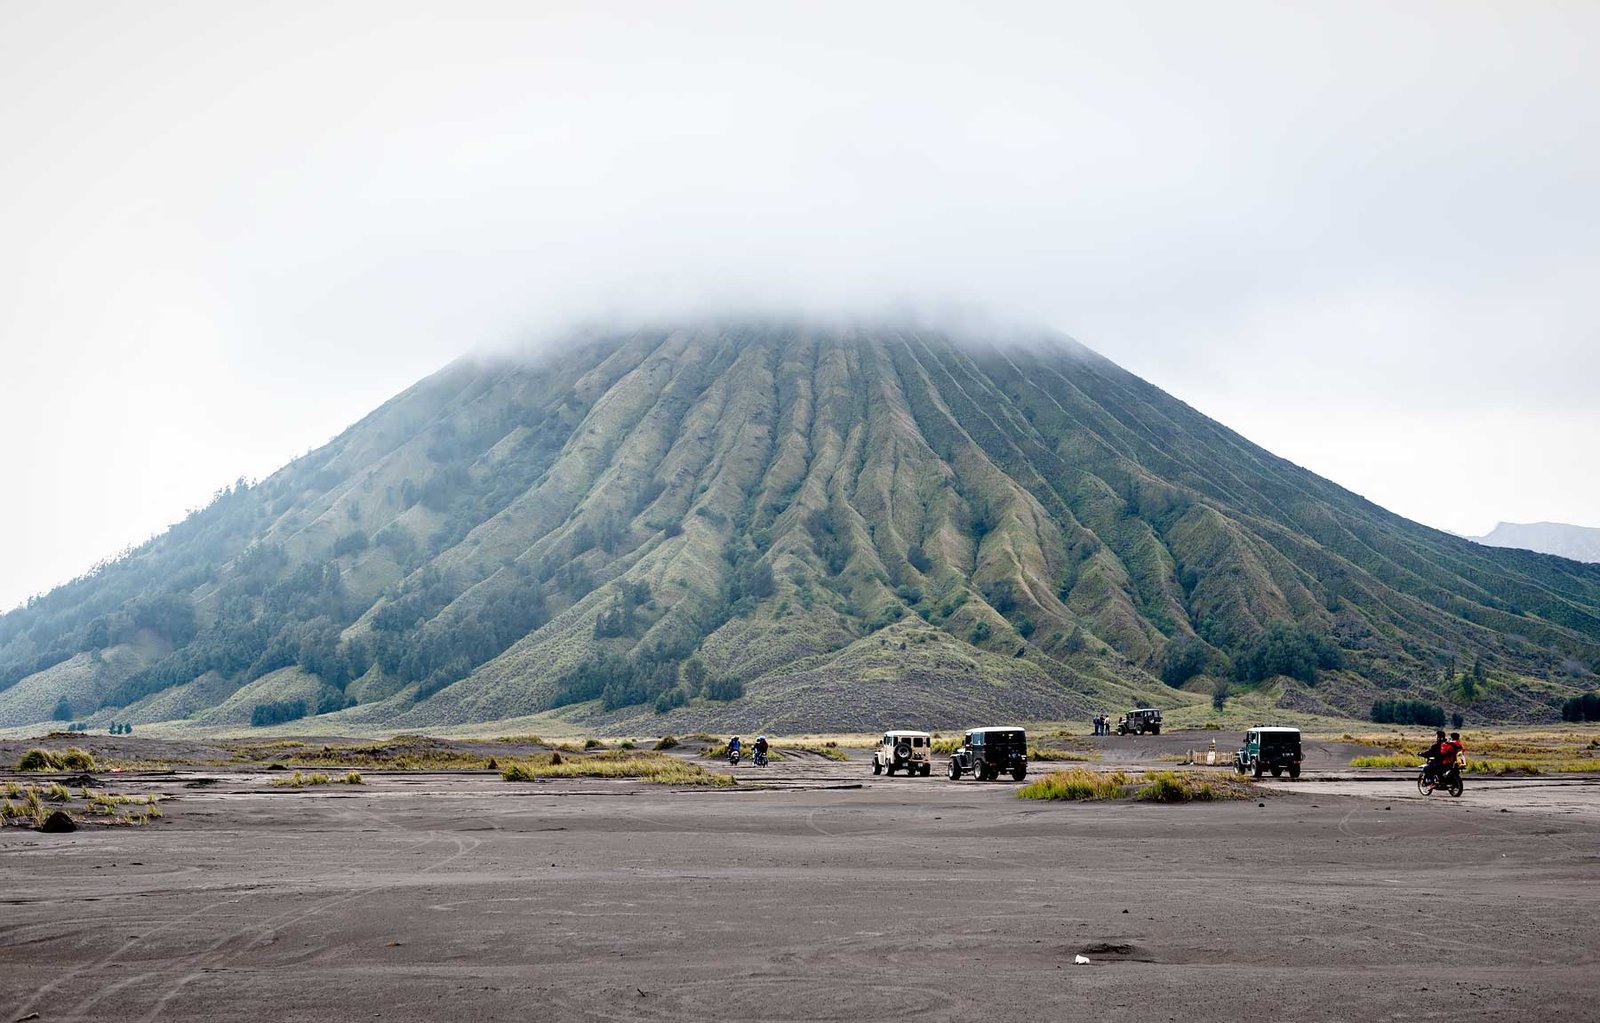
[
  {"x1": 1091, "y1": 713, "x2": 1116, "y2": 736},
  {"x1": 1419, "y1": 729, "x2": 1465, "y2": 790},
  {"x1": 726, "y1": 735, "x2": 768, "y2": 760}
]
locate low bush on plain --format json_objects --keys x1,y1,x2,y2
[
  {"x1": 1028, "y1": 746, "x2": 1096, "y2": 762},
  {"x1": 17, "y1": 747, "x2": 96, "y2": 772},
  {"x1": 1020, "y1": 768, "x2": 1254, "y2": 802},
  {"x1": 501, "y1": 751, "x2": 734, "y2": 787},
  {"x1": 1134, "y1": 770, "x2": 1254, "y2": 802},
  {"x1": 1349, "y1": 754, "x2": 1417, "y2": 769},
  {"x1": 1018, "y1": 768, "x2": 1131, "y2": 801},
  {"x1": 807, "y1": 745, "x2": 849, "y2": 762},
  {"x1": 269, "y1": 771, "x2": 333, "y2": 788}
]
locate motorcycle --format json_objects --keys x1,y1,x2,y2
[
  {"x1": 1417, "y1": 758, "x2": 1464, "y2": 798},
  {"x1": 753, "y1": 748, "x2": 769, "y2": 767},
  {"x1": 727, "y1": 747, "x2": 742, "y2": 766}
]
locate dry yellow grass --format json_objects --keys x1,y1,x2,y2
[
  {"x1": 501, "y1": 751, "x2": 734, "y2": 786},
  {"x1": 1345, "y1": 727, "x2": 1599, "y2": 774},
  {"x1": 1019, "y1": 768, "x2": 1256, "y2": 802}
]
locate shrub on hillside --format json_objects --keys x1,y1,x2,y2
[
  {"x1": 1370, "y1": 698, "x2": 1446, "y2": 728},
  {"x1": 1159, "y1": 638, "x2": 1210, "y2": 687},
  {"x1": 1560, "y1": 692, "x2": 1600, "y2": 722},
  {"x1": 251, "y1": 699, "x2": 309, "y2": 728},
  {"x1": 1233, "y1": 621, "x2": 1342, "y2": 684},
  {"x1": 706, "y1": 676, "x2": 743, "y2": 701}
]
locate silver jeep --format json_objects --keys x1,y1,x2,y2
[{"x1": 873, "y1": 730, "x2": 932, "y2": 776}]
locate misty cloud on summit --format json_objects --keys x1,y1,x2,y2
[{"x1": 1, "y1": 2, "x2": 1597, "y2": 608}]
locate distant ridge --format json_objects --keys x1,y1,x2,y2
[
  {"x1": 1474, "y1": 522, "x2": 1600, "y2": 565},
  {"x1": 3, "y1": 318, "x2": 1599, "y2": 731}
]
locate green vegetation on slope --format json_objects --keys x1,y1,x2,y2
[{"x1": 3, "y1": 321, "x2": 1600, "y2": 731}]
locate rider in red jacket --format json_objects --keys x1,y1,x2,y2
[{"x1": 1420, "y1": 730, "x2": 1447, "y2": 787}]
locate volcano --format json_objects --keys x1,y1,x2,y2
[{"x1": 4, "y1": 319, "x2": 1598, "y2": 732}]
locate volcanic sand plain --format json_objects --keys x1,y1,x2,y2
[{"x1": 2, "y1": 732, "x2": 1598, "y2": 1023}]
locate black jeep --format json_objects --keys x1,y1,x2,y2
[
  {"x1": 1234, "y1": 727, "x2": 1303, "y2": 778},
  {"x1": 946, "y1": 727, "x2": 1028, "y2": 782},
  {"x1": 1116, "y1": 708, "x2": 1162, "y2": 735}
]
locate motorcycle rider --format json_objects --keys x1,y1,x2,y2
[
  {"x1": 727, "y1": 735, "x2": 741, "y2": 761},
  {"x1": 1419, "y1": 729, "x2": 1447, "y2": 789},
  {"x1": 1441, "y1": 731, "x2": 1464, "y2": 780},
  {"x1": 754, "y1": 734, "x2": 770, "y2": 763}
]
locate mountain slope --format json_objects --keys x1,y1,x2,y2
[
  {"x1": 4, "y1": 319, "x2": 1599, "y2": 732},
  {"x1": 1474, "y1": 522, "x2": 1600, "y2": 564}
]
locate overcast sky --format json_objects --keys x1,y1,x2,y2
[{"x1": 2, "y1": 1, "x2": 1597, "y2": 611}]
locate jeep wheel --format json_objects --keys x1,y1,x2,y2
[
  {"x1": 1253, "y1": 762, "x2": 1264, "y2": 779},
  {"x1": 872, "y1": 758, "x2": 881, "y2": 775},
  {"x1": 922, "y1": 764, "x2": 931, "y2": 777},
  {"x1": 1011, "y1": 767, "x2": 1027, "y2": 782},
  {"x1": 886, "y1": 763, "x2": 896, "y2": 776},
  {"x1": 1271, "y1": 766, "x2": 1283, "y2": 778},
  {"x1": 1288, "y1": 764, "x2": 1301, "y2": 779},
  {"x1": 1235, "y1": 762, "x2": 1247, "y2": 775},
  {"x1": 1150, "y1": 725, "x2": 1161, "y2": 735},
  {"x1": 947, "y1": 760, "x2": 961, "y2": 781}
]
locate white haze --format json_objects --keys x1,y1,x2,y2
[{"x1": 2, "y1": 1, "x2": 1598, "y2": 609}]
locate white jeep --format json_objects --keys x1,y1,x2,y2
[{"x1": 873, "y1": 730, "x2": 933, "y2": 776}]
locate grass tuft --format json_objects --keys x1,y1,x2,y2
[
  {"x1": 653, "y1": 735, "x2": 680, "y2": 750},
  {"x1": 1019, "y1": 768, "x2": 1255, "y2": 802},
  {"x1": 1018, "y1": 768, "x2": 1131, "y2": 801},
  {"x1": 342, "y1": 771, "x2": 365, "y2": 785},
  {"x1": 269, "y1": 771, "x2": 333, "y2": 788},
  {"x1": 17, "y1": 747, "x2": 96, "y2": 772},
  {"x1": 501, "y1": 751, "x2": 733, "y2": 787},
  {"x1": 1028, "y1": 746, "x2": 1098, "y2": 762},
  {"x1": 1350, "y1": 754, "x2": 1416, "y2": 769},
  {"x1": 1134, "y1": 770, "x2": 1255, "y2": 802}
]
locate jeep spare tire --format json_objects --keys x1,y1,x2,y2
[{"x1": 894, "y1": 742, "x2": 912, "y2": 762}]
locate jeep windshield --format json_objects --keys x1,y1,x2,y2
[{"x1": 980, "y1": 731, "x2": 1025, "y2": 748}]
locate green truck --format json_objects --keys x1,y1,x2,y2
[{"x1": 1234, "y1": 727, "x2": 1303, "y2": 778}]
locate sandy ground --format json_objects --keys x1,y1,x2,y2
[{"x1": 2, "y1": 737, "x2": 1598, "y2": 1022}]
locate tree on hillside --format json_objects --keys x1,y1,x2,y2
[
  {"x1": 1159, "y1": 638, "x2": 1210, "y2": 687},
  {"x1": 1560, "y1": 692, "x2": 1600, "y2": 722},
  {"x1": 1233, "y1": 621, "x2": 1342, "y2": 684},
  {"x1": 1212, "y1": 680, "x2": 1230, "y2": 711},
  {"x1": 52, "y1": 695, "x2": 72, "y2": 721}
]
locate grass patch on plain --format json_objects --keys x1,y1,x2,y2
[
  {"x1": 1, "y1": 784, "x2": 164, "y2": 827},
  {"x1": 16, "y1": 747, "x2": 96, "y2": 771},
  {"x1": 1348, "y1": 731, "x2": 1599, "y2": 775},
  {"x1": 1350, "y1": 754, "x2": 1416, "y2": 769},
  {"x1": 232, "y1": 736, "x2": 490, "y2": 771},
  {"x1": 1019, "y1": 768, "x2": 1255, "y2": 802},
  {"x1": 1135, "y1": 770, "x2": 1255, "y2": 802},
  {"x1": 1018, "y1": 768, "x2": 1131, "y2": 801},
  {"x1": 1029, "y1": 746, "x2": 1098, "y2": 762},
  {"x1": 773, "y1": 743, "x2": 846, "y2": 761},
  {"x1": 269, "y1": 771, "x2": 334, "y2": 788},
  {"x1": 501, "y1": 751, "x2": 734, "y2": 786}
]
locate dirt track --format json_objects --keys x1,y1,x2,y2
[{"x1": 2, "y1": 745, "x2": 1598, "y2": 1022}]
